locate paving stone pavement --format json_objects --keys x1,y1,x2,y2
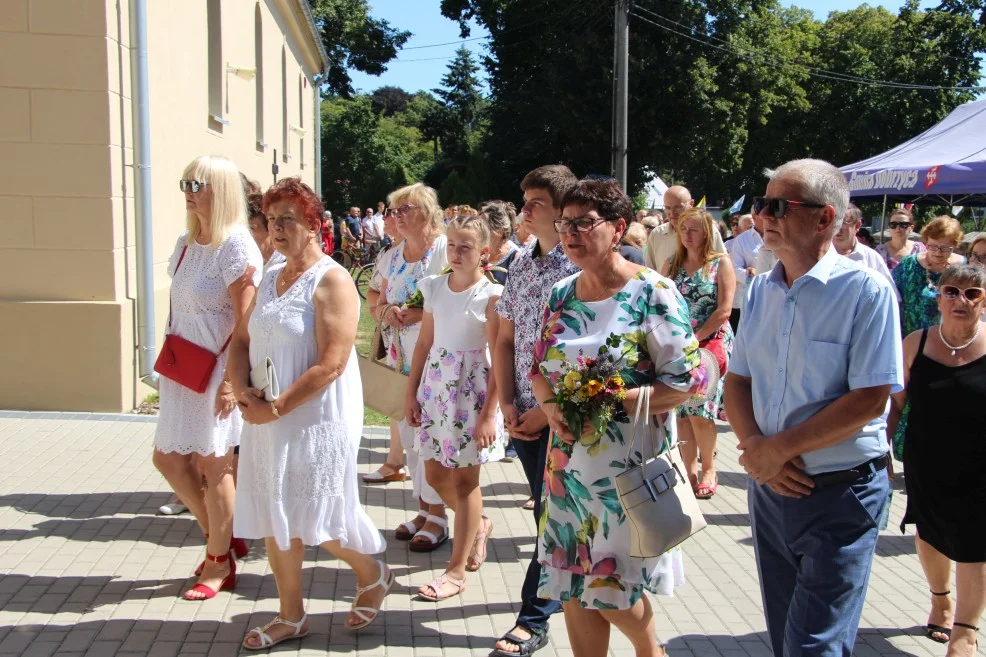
[{"x1": 0, "y1": 411, "x2": 979, "y2": 657}]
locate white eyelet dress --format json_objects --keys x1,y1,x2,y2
[
  {"x1": 234, "y1": 256, "x2": 386, "y2": 553},
  {"x1": 153, "y1": 228, "x2": 263, "y2": 456}
]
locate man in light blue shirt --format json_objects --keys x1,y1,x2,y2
[{"x1": 726, "y1": 159, "x2": 903, "y2": 657}]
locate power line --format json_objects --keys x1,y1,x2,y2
[{"x1": 630, "y1": 5, "x2": 985, "y2": 91}]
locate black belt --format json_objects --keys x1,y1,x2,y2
[{"x1": 811, "y1": 454, "x2": 889, "y2": 488}]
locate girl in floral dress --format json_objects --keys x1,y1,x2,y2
[
  {"x1": 661, "y1": 208, "x2": 735, "y2": 500},
  {"x1": 405, "y1": 215, "x2": 506, "y2": 601}
]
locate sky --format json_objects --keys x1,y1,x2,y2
[{"x1": 349, "y1": 0, "x2": 953, "y2": 96}]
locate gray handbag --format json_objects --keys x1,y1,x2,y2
[{"x1": 614, "y1": 386, "x2": 707, "y2": 558}]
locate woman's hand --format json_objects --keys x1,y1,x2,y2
[
  {"x1": 214, "y1": 381, "x2": 237, "y2": 419},
  {"x1": 398, "y1": 307, "x2": 424, "y2": 327},
  {"x1": 238, "y1": 388, "x2": 277, "y2": 425},
  {"x1": 405, "y1": 394, "x2": 423, "y2": 427},
  {"x1": 542, "y1": 401, "x2": 577, "y2": 444},
  {"x1": 474, "y1": 415, "x2": 498, "y2": 449},
  {"x1": 382, "y1": 305, "x2": 403, "y2": 329}
]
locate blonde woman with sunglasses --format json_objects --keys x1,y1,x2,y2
[{"x1": 888, "y1": 264, "x2": 986, "y2": 655}]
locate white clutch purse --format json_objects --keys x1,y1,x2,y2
[{"x1": 250, "y1": 357, "x2": 280, "y2": 402}]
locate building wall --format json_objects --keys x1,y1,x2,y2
[{"x1": 0, "y1": 0, "x2": 321, "y2": 411}]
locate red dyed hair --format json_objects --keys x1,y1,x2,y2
[{"x1": 262, "y1": 177, "x2": 324, "y2": 230}]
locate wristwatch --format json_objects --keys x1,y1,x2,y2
[{"x1": 270, "y1": 401, "x2": 280, "y2": 418}]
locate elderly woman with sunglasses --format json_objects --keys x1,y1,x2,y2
[
  {"x1": 153, "y1": 156, "x2": 263, "y2": 601},
  {"x1": 375, "y1": 183, "x2": 450, "y2": 551},
  {"x1": 892, "y1": 216, "x2": 966, "y2": 337},
  {"x1": 876, "y1": 208, "x2": 926, "y2": 272},
  {"x1": 887, "y1": 264, "x2": 986, "y2": 654}
]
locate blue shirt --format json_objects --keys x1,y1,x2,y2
[{"x1": 731, "y1": 247, "x2": 904, "y2": 475}]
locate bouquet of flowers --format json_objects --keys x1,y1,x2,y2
[{"x1": 550, "y1": 344, "x2": 629, "y2": 445}]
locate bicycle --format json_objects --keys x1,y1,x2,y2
[{"x1": 331, "y1": 240, "x2": 383, "y2": 300}]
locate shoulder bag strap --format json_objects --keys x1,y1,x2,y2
[
  {"x1": 167, "y1": 245, "x2": 189, "y2": 331},
  {"x1": 624, "y1": 385, "x2": 661, "y2": 463}
]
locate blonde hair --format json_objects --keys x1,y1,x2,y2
[
  {"x1": 447, "y1": 214, "x2": 491, "y2": 251},
  {"x1": 667, "y1": 208, "x2": 723, "y2": 279},
  {"x1": 183, "y1": 155, "x2": 247, "y2": 248},
  {"x1": 921, "y1": 215, "x2": 964, "y2": 246},
  {"x1": 622, "y1": 222, "x2": 647, "y2": 249},
  {"x1": 388, "y1": 183, "x2": 444, "y2": 236}
]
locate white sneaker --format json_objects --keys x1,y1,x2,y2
[{"x1": 158, "y1": 502, "x2": 188, "y2": 516}]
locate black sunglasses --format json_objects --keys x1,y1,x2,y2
[
  {"x1": 752, "y1": 196, "x2": 827, "y2": 219},
  {"x1": 179, "y1": 179, "x2": 209, "y2": 193},
  {"x1": 888, "y1": 221, "x2": 912, "y2": 229},
  {"x1": 940, "y1": 285, "x2": 985, "y2": 302}
]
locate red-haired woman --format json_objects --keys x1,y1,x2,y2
[{"x1": 228, "y1": 178, "x2": 391, "y2": 648}]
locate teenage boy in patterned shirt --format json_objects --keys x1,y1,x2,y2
[{"x1": 491, "y1": 165, "x2": 580, "y2": 657}]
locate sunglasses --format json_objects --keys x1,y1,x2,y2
[
  {"x1": 387, "y1": 204, "x2": 419, "y2": 216},
  {"x1": 179, "y1": 179, "x2": 209, "y2": 193},
  {"x1": 752, "y1": 196, "x2": 827, "y2": 219},
  {"x1": 939, "y1": 285, "x2": 985, "y2": 302},
  {"x1": 888, "y1": 221, "x2": 912, "y2": 229},
  {"x1": 554, "y1": 215, "x2": 609, "y2": 234}
]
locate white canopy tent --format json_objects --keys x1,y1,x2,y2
[{"x1": 643, "y1": 172, "x2": 669, "y2": 209}]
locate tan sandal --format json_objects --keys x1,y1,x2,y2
[
  {"x1": 417, "y1": 572, "x2": 465, "y2": 602},
  {"x1": 362, "y1": 462, "x2": 407, "y2": 484},
  {"x1": 467, "y1": 517, "x2": 493, "y2": 571},
  {"x1": 242, "y1": 614, "x2": 309, "y2": 650},
  {"x1": 347, "y1": 561, "x2": 393, "y2": 631}
]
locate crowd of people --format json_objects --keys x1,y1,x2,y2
[{"x1": 151, "y1": 153, "x2": 984, "y2": 656}]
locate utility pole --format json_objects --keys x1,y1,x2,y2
[{"x1": 611, "y1": 0, "x2": 630, "y2": 189}]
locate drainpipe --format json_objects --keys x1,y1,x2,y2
[
  {"x1": 132, "y1": 0, "x2": 159, "y2": 389},
  {"x1": 314, "y1": 73, "x2": 323, "y2": 199}
]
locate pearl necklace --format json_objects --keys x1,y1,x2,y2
[{"x1": 939, "y1": 324, "x2": 980, "y2": 356}]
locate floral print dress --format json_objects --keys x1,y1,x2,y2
[
  {"x1": 672, "y1": 257, "x2": 734, "y2": 421},
  {"x1": 893, "y1": 254, "x2": 947, "y2": 337},
  {"x1": 532, "y1": 270, "x2": 706, "y2": 610},
  {"x1": 416, "y1": 274, "x2": 506, "y2": 467}
]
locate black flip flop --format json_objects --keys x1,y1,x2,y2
[{"x1": 490, "y1": 626, "x2": 548, "y2": 657}]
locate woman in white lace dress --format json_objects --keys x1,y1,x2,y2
[
  {"x1": 152, "y1": 155, "x2": 263, "y2": 601},
  {"x1": 229, "y1": 179, "x2": 390, "y2": 650}
]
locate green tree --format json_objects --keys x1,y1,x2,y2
[
  {"x1": 430, "y1": 47, "x2": 484, "y2": 160},
  {"x1": 309, "y1": 0, "x2": 411, "y2": 97}
]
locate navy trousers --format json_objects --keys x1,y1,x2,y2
[{"x1": 748, "y1": 469, "x2": 889, "y2": 657}]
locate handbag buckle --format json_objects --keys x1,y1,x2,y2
[{"x1": 644, "y1": 470, "x2": 675, "y2": 499}]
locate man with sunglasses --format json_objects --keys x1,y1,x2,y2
[
  {"x1": 643, "y1": 185, "x2": 725, "y2": 272},
  {"x1": 725, "y1": 159, "x2": 903, "y2": 657}
]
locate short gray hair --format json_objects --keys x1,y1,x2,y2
[
  {"x1": 940, "y1": 263, "x2": 986, "y2": 290},
  {"x1": 764, "y1": 159, "x2": 849, "y2": 236}
]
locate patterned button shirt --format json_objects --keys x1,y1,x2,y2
[{"x1": 495, "y1": 241, "x2": 580, "y2": 414}]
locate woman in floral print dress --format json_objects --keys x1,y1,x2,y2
[
  {"x1": 530, "y1": 179, "x2": 706, "y2": 657},
  {"x1": 405, "y1": 215, "x2": 506, "y2": 601},
  {"x1": 662, "y1": 208, "x2": 735, "y2": 500}
]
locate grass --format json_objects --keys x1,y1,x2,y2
[{"x1": 357, "y1": 299, "x2": 391, "y2": 428}]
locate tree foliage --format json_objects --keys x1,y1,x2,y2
[
  {"x1": 440, "y1": 0, "x2": 984, "y2": 203},
  {"x1": 309, "y1": 0, "x2": 411, "y2": 97}
]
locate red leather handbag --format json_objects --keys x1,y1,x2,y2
[
  {"x1": 153, "y1": 245, "x2": 233, "y2": 393},
  {"x1": 699, "y1": 323, "x2": 730, "y2": 375}
]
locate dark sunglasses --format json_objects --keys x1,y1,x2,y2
[
  {"x1": 940, "y1": 285, "x2": 985, "y2": 302},
  {"x1": 179, "y1": 179, "x2": 209, "y2": 193},
  {"x1": 888, "y1": 221, "x2": 912, "y2": 229},
  {"x1": 752, "y1": 196, "x2": 826, "y2": 219}
]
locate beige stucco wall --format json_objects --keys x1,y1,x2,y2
[{"x1": 0, "y1": 0, "x2": 322, "y2": 412}]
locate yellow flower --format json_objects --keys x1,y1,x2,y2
[
  {"x1": 584, "y1": 380, "x2": 604, "y2": 397},
  {"x1": 563, "y1": 370, "x2": 581, "y2": 392},
  {"x1": 609, "y1": 375, "x2": 624, "y2": 388}
]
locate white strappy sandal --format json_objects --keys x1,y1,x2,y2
[
  {"x1": 242, "y1": 613, "x2": 309, "y2": 651},
  {"x1": 347, "y1": 560, "x2": 393, "y2": 631},
  {"x1": 408, "y1": 514, "x2": 449, "y2": 552}
]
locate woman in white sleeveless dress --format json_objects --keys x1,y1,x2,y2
[
  {"x1": 228, "y1": 179, "x2": 390, "y2": 650},
  {"x1": 152, "y1": 155, "x2": 262, "y2": 602}
]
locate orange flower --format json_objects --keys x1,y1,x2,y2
[{"x1": 584, "y1": 380, "x2": 604, "y2": 397}]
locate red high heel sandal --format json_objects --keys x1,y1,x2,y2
[
  {"x1": 195, "y1": 537, "x2": 248, "y2": 576},
  {"x1": 183, "y1": 551, "x2": 236, "y2": 601}
]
